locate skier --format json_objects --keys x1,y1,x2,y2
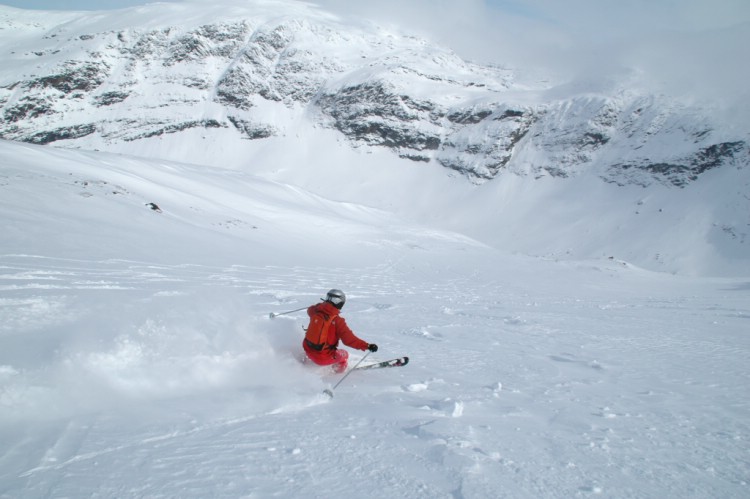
[{"x1": 303, "y1": 289, "x2": 378, "y2": 373}]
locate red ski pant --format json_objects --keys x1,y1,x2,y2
[{"x1": 303, "y1": 342, "x2": 349, "y2": 373}]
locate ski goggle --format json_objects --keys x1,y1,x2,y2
[{"x1": 326, "y1": 290, "x2": 346, "y2": 305}]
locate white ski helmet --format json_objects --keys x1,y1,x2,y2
[{"x1": 326, "y1": 289, "x2": 346, "y2": 309}]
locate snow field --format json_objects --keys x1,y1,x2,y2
[
  {"x1": 0, "y1": 141, "x2": 748, "y2": 497},
  {"x1": 2, "y1": 254, "x2": 749, "y2": 497}
]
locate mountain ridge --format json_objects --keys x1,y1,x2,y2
[
  {"x1": 1, "y1": 0, "x2": 746, "y2": 187},
  {"x1": 0, "y1": 0, "x2": 748, "y2": 276}
]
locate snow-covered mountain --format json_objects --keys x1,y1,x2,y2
[
  {"x1": 0, "y1": 0, "x2": 748, "y2": 275},
  {"x1": 1, "y1": 0, "x2": 746, "y2": 186}
]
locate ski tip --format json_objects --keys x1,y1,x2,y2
[{"x1": 403, "y1": 356, "x2": 409, "y2": 365}]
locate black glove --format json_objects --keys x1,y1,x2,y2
[{"x1": 367, "y1": 343, "x2": 378, "y2": 352}]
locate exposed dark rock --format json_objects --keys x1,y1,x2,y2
[
  {"x1": 93, "y1": 91, "x2": 130, "y2": 106},
  {"x1": 319, "y1": 81, "x2": 431, "y2": 123},
  {"x1": 494, "y1": 109, "x2": 525, "y2": 120},
  {"x1": 214, "y1": 24, "x2": 323, "y2": 108},
  {"x1": 399, "y1": 153, "x2": 431, "y2": 162},
  {"x1": 317, "y1": 80, "x2": 442, "y2": 155},
  {"x1": 438, "y1": 158, "x2": 495, "y2": 180},
  {"x1": 543, "y1": 166, "x2": 570, "y2": 178},
  {"x1": 607, "y1": 141, "x2": 747, "y2": 187},
  {"x1": 691, "y1": 141, "x2": 745, "y2": 173},
  {"x1": 215, "y1": 68, "x2": 256, "y2": 110},
  {"x1": 164, "y1": 22, "x2": 248, "y2": 65},
  {"x1": 123, "y1": 28, "x2": 171, "y2": 59},
  {"x1": 23, "y1": 124, "x2": 97, "y2": 145},
  {"x1": 580, "y1": 132, "x2": 610, "y2": 147},
  {"x1": 3, "y1": 96, "x2": 56, "y2": 122},
  {"x1": 341, "y1": 121, "x2": 440, "y2": 151},
  {"x1": 447, "y1": 109, "x2": 492, "y2": 124},
  {"x1": 435, "y1": 106, "x2": 536, "y2": 181},
  {"x1": 124, "y1": 120, "x2": 226, "y2": 141},
  {"x1": 228, "y1": 116, "x2": 276, "y2": 139},
  {"x1": 27, "y1": 61, "x2": 110, "y2": 94}
]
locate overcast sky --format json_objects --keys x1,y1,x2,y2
[{"x1": 3, "y1": 0, "x2": 749, "y2": 113}]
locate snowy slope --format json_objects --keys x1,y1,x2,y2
[
  {"x1": 1, "y1": 140, "x2": 749, "y2": 498},
  {"x1": 0, "y1": 0, "x2": 749, "y2": 275}
]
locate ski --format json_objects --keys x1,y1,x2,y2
[{"x1": 354, "y1": 356, "x2": 409, "y2": 370}]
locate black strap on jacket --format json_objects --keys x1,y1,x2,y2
[{"x1": 305, "y1": 338, "x2": 334, "y2": 351}]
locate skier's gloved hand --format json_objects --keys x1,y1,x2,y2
[{"x1": 367, "y1": 343, "x2": 378, "y2": 352}]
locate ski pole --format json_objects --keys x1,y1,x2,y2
[
  {"x1": 269, "y1": 306, "x2": 307, "y2": 319},
  {"x1": 324, "y1": 351, "x2": 371, "y2": 398}
]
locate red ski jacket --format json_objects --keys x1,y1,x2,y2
[{"x1": 304, "y1": 302, "x2": 368, "y2": 352}]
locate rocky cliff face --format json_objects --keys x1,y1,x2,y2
[{"x1": 0, "y1": 2, "x2": 746, "y2": 187}]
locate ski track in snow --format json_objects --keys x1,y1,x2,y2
[{"x1": 1, "y1": 253, "x2": 749, "y2": 498}]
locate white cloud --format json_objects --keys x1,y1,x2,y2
[{"x1": 314, "y1": 0, "x2": 750, "y2": 113}]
